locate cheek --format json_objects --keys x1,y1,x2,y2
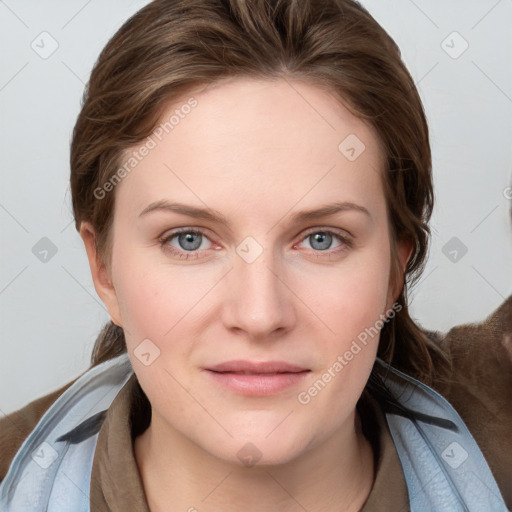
[
  {"x1": 111, "y1": 254, "x2": 203, "y2": 417},
  {"x1": 299, "y1": 246, "x2": 392, "y2": 344},
  {"x1": 295, "y1": 241, "x2": 392, "y2": 404},
  {"x1": 294, "y1": 266, "x2": 389, "y2": 435},
  {"x1": 111, "y1": 247, "x2": 209, "y2": 343}
]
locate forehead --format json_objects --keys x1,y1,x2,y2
[
  {"x1": 116, "y1": 77, "x2": 386, "y2": 218},
  {"x1": 159, "y1": 76, "x2": 383, "y2": 160}
]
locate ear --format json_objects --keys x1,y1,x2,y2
[
  {"x1": 79, "y1": 222, "x2": 123, "y2": 327},
  {"x1": 387, "y1": 237, "x2": 414, "y2": 308}
]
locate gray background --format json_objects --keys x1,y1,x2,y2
[{"x1": 1, "y1": 0, "x2": 511, "y2": 415}]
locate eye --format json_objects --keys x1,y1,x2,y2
[
  {"x1": 159, "y1": 228, "x2": 213, "y2": 259},
  {"x1": 297, "y1": 229, "x2": 352, "y2": 254}
]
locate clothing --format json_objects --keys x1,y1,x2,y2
[{"x1": 1, "y1": 296, "x2": 511, "y2": 511}]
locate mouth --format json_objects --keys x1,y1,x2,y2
[
  {"x1": 203, "y1": 360, "x2": 310, "y2": 396},
  {"x1": 206, "y1": 360, "x2": 308, "y2": 373},
  {"x1": 212, "y1": 371, "x2": 301, "y2": 375}
]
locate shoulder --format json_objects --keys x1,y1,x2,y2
[
  {"x1": 430, "y1": 295, "x2": 512, "y2": 507},
  {"x1": 0, "y1": 378, "x2": 78, "y2": 482}
]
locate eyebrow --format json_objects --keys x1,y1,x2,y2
[{"x1": 138, "y1": 199, "x2": 371, "y2": 225}]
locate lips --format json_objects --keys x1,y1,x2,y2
[
  {"x1": 204, "y1": 360, "x2": 310, "y2": 396},
  {"x1": 206, "y1": 360, "x2": 308, "y2": 374}
]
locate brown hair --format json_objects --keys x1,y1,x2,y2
[{"x1": 71, "y1": 0, "x2": 449, "y2": 385}]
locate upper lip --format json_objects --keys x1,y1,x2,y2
[{"x1": 206, "y1": 360, "x2": 309, "y2": 374}]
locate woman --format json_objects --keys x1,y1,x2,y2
[{"x1": 0, "y1": 0, "x2": 510, "y2": 510}]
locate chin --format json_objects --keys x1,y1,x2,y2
[{"x1": 202, "y1": 430, "x2": 312, "y2": 469}]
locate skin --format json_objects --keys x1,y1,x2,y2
[{"x1": 81, "y1": 77, "x2": 411, "y2": 512}]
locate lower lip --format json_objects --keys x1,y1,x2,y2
[{"x1": 204, "y1": 370, "x2": 310, "y2": 396}]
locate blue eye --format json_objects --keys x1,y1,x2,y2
[
  {"x1": 299, "y1": 230, "x2": 350, "y2": 253},
  {"x1": 159, "y1": 229, "x2": 213, "y2": 259},
  {"x1": 308, "y1": 232, "x2": 334, "y2": 251},
  {"x1": 175, "y1": 231, "x2": 204, "y2": 251}
]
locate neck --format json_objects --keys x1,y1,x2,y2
[{"x1": 134, "y1": 410, "x2": 375, "y2": 512}]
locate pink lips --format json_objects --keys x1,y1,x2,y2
[{"x1": 204, "y1": 360, "x2": 310, "y2": 396}]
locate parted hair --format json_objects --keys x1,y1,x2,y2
[{"x1": 71, "y1": 0, "x2": 450, "y2": 385}]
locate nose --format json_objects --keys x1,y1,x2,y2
[{"x1": 220, "y1": 249, "x2": 297, "y2": 341}]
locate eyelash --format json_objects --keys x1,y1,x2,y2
[{"x1": 158, "y1": 227, "x2": 353, "y2": 260}]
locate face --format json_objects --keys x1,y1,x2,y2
[{"x1": 84, "y1": 77, "x2": 407, "y2": 467}]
